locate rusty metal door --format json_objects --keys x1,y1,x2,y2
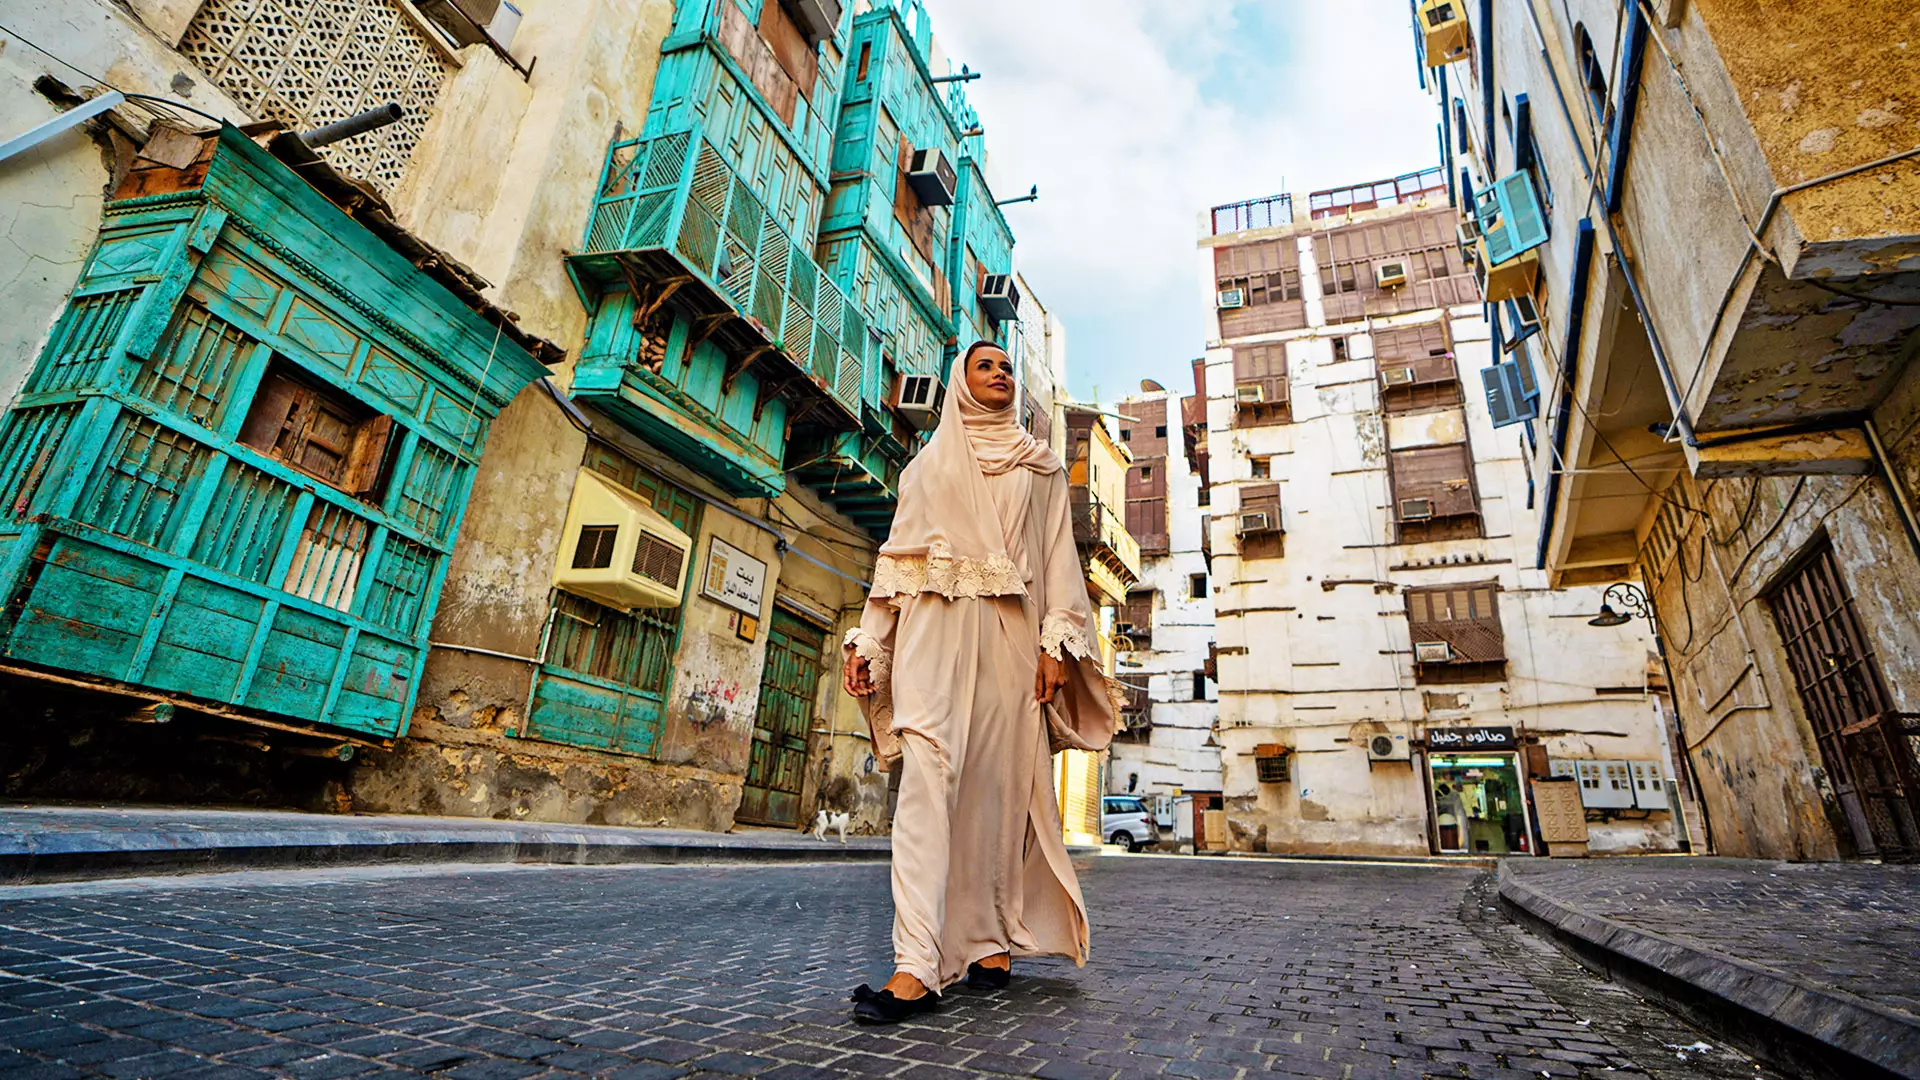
[
  {"x1": 1769, "y1": 540, "x2": 1920, "y2": 860},
  {"x1": 736, "y1": 609, "x2": 824, "y2": 827}
]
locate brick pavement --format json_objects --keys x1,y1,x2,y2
[
  {"x1": 1504, "y1": 857, "x2": 1920, "y2": 1018},
  {"x1": 0, "y1": 857, "x2": 1774, "y2": 1079}
]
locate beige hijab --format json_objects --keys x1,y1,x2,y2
[{"x1": 878, "y1": 343, "x2": 1060, "y2": 571}]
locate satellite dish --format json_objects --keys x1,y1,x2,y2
[{"x1": 1140, "y1": 379, "x2": 1166, "y2": 392}]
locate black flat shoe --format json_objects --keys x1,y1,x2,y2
[
  {"x1": 850, "y1": 983, "x2": 941, "y2": 1024},
  {"x1": 965, "y1": 959, "x2": 1011, "y2": 990}
]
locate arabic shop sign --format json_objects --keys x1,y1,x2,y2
[{"x1": 1426, "y1": 725, "x2": 1517, "y2": 751}]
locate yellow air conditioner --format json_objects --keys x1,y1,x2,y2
[
  {"x1": 1419, "y1": 0, "x2": 1472, "y2": 66},
  {"x1": 1474, "y1": 236, "x2": 1540, "y2": 303},
  {"x1": 553, "y1": 470, "x2": 693, "y2": 610}
]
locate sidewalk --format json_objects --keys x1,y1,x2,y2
[
  {"x1": 0, "y1": 804, "x2": 890, "y2": 884},
  {"x1": 1500, "y1": 855, "x2": 1920, "y2": 1080}
]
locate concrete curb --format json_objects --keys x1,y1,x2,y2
[
  {"x1": 1497, "y1": 860, "x2": 1920, "y2": 1080},
  {"x1": 0, "y1": 806, "x2": 891, "y2": 884}
]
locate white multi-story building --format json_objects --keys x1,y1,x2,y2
[
  {"x1": 1111, "y1": 377, "x2": 1221, "y2": 842},
  {"x1": 1198, "y1": 174, "x2": 1692, "y2": 858}
]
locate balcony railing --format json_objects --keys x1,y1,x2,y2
[
  {"x1": 575, "y1": 129, "x2": 865, "y2": 419},
  {"x1": 1307, "y1": 167, "x2": 1447, "y2": 220},
  {"x1": 1210, "y1": 193, "x2": 1293, "y2": 236},
  {"x1": 1070, "y1": 489, "x2": 1142, "y2": 586}
]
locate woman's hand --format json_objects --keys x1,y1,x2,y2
[
  {"x1": 844, "y1": 652, "x2": 875, "y2": 697},
  {"x1": 1035, "y1": 651, "x2": 1069, "y2": 704}
]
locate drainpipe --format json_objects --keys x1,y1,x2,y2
[
  {"x1": 1535, "y1": 219, "x2": 1596, "y2": 571},
  {"x1": 1864, "y1": 419, "x2": 1920, "y2": 570},
  {"x1": 1605, "y1": 5, "x2": 1649, "y2": 214}
]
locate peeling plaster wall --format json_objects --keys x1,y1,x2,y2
[
  {"x1": 1645, "y1": 357, "x2": 1920, "y2": 860},
  {"x1": 0, "y1": 1, "x2": 249, "y2": 411}
]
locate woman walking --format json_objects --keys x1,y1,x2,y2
[{"x1": 842, "y1": 340, "x2": 1117, "y2": 1025}]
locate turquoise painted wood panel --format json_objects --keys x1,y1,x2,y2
[
  {"x1": 525, "y1": 671, "x2": 666, "y2": 757},
  {"x1": 143, "y1": 577, "x2": 263, "y2": 701},
  {"x1": 0, "y1": 126, "x2": 548, "y2": 740}
]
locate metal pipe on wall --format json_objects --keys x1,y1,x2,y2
[{"x1": 301, "y1": 103, "x2": 403, "y2": 148}]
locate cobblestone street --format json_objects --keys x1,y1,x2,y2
[{"x1": 0, "y1": 857, "x2": 1775, "y2": 1080}]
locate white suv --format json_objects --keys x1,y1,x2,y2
[{"x1": 1101, "y1": 796, "x2": 1158, "y2": 851}]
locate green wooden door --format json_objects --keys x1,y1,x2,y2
[{"x1": 737, "y1": 609, "x2": 824, "y2": 827}]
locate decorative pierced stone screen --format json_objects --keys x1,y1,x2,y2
[{"x1": 179, "y1": 0, "x2": 451, "y2": 192}]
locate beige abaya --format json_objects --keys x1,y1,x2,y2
[{"x1": 845, "y1": 366, "x2": 1117, "y2": 993}]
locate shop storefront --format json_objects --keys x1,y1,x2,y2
[{"x1": 1425, "y1": 726, "x2": 1533, "y2": 855}]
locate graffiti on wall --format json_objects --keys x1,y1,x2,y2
[{"x1": 685, "y1": 678, "x2": 746, "y2": 730}]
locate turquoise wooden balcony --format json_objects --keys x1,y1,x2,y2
[
  {"x1": 786, "y1": 429, "x2": 902, "y2": 536},
  {"x1": 0, "y1": 126, "x2": 552, "y2": 741},
  {"x1": 568, "y1": 129, "x2": 866, "y2": 498}
]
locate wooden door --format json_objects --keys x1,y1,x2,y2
[
  {"x1": 1769, "y1": 540, "x2": 1920, "y2": 860},
  {"x1": 737, "y1": 609, "x2": 825, "y2": 827}
]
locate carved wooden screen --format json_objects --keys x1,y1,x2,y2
[{"x1": 179, "y1": 0, "x2": 452, "y2": 193}]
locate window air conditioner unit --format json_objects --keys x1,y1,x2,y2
[
  {"x1": 1399, "y1": 497, "x2": 1435, "y2": 521},
  {"x1": 1217, "y1": 287, "x2": 1246, "y2": 310},
  {"x1": 417, "y1": 0, "x2": 520, "y2": 49},
  {"x1": 553, "y1": 471, "x2": 693, "y2": 611},
  {"x1": 979, "y1": 273, "x2": 1020, "y2": 323},
  {"x1": 1380, "y1": 365, "x2": 1416, "y2": 388},
  {"x1": 1367, "y1": 732, "x2": 1411, "y2": 761},
  {"x1": 906, "y1": 147, "x2": 956, "y2": 206},
  {"x1": 1413, "y1": 641, "x2": 1455, "y2": 664},
  {"x1": 1418, "y1": 0, "x2": 1472, "y2": 66},
  {"x1": 892, "y1": 372, "x2": 944, "y2": 431},
  {"x1": 1238, "y1": 511, "x2": 1272, "y2": 534},
  {"x1": 1374, "y1": 261, "x2": 1409, "y2": 289},
  {"x1": 1235, "y1": 383, "x2": 1265, "y2": 404},
  {"x1": 783, "y1": 0, "x2": 844, "y2": 47}
]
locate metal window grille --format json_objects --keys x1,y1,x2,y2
[
  {"x1": 136, "y1": 303, "x2": 253, "y2": 426},
  {"x1": 393, "y1": 440, "x2": 461, "y2": 538},
  {"x1": 0, "y1": 404, "x2": 83, "y2": 518},
  {"x1": 190, "y1": 460, "x2": 301, "y2": 583},
  {"x1": 28, "y1": 290, "x2": 139, "y2": 395},
  {"x1": 79, "y1": 415, "x2": 205, "y2": 548},
  {"x1": 363, "y1": 534, "x2": 434, "y2": 633}
]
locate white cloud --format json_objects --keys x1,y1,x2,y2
[{"x1": 927, "y1": 0, "x2": 1441, "y2": 400}]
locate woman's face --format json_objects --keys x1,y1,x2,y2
[{"x1": 965, "y1": 346, "x2": 1017, "y2": 411}]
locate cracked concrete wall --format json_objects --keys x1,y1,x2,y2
[{"x1": 0, "y1": 1, "x2": 248, "y2": 412}]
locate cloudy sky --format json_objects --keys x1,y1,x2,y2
[{"x1": 928, "y1": 1, "x2": 1440, "y2": 402}]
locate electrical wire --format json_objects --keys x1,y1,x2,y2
[
  {"x1": 0, "y1": 22, "x2": 199, "y2": 130},
  {"x1": 1801, "y1": 276, "x2": 1920, "y2": 308}
]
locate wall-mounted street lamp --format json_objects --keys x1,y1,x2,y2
[
  {"x1": 1588, "y1": 582, "x2": 1652, "y2": 627},
  {"x1": 996, "y1": 184, "x2": 1039, "y2": 206}
]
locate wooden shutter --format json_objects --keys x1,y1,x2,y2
[
  {"x1": 1390, "y1": 444, "x2": 1477, "y2": 518},
  {"x1": 1405, "y1": 580, "x2": 1505, "y2": 662},
  {"x1": 342, "y1": 414, "x2": 393, "y2": 494}
]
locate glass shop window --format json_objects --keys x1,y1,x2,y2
[{"x1": 238, "y1": 361, "x2": 393, "y2": 497}]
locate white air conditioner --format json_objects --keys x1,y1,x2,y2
[
  {"x1": 553, "y1": 471, "x2": 693, "y2": 610},
  {"x1": 1235, "y1": 383, "x2": 1265, "y2": 404},
  {"x1": 1238, "y1": 511, "x2": 1272, "y2": 534},
  {"x1": 893, "y1": 372, "x2": 944, "y2": 430},
  {"x1": 1456, "y1": 219, "x2": 1482, "y2": 254},
  {"x1": 417, "y1": 0, "x2": 519, "y2": 48},
  {"x1": 1374, "y1": 261, "x2": 1409, "y2": 289},
  {"x1": 979, "y1": 273, "x2": 1020, "y2": 323},
  {"x1": 906, "y1": 147, "x2": 956, "y2": 206},
  {"x1": 784, "y1": 0, "x2": 843, "y2": 46},
  {"x1": 1367, "y1": 732, "x2": 1411, "y2": 761},
  {"x1": 1216, "y1": 287, "x2": 1246, "y2": 310},
  {"x1": 1413, "y1": 641, "x2": 1454, "y2": 664},
  {"x1": 1399, "y1": 497, "x2": 1435, "y2": 521},
  {"x1": 1380, "y1": 365, "x2": 1416, "y2": 387}
]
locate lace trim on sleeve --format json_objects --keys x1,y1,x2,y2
[
  {"x1": 1039, "y1": 613, "x2": 1092, "y2": 662},
  {"x1": 842, "y1": 626, "x2": 891, "y2": 685},
  {"x1": 868, "y1": 549, "x2": 1025, "y2": 601}
]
